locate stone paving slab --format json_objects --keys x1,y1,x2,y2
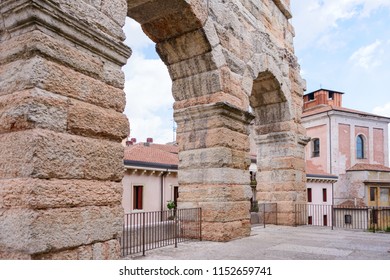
[{"x1": 126, "y1": 225, "x2": 390, "y2": 260}]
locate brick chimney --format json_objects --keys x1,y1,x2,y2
[
  {"x1": 303, "y1": 89, "x2": 344, "y2": 111},
  {"x1": 131, "y1": 138, "x2": 137, "y2": 143},
  {"x1": 146, "y1": 137, "x2": 153, "y2": 143}
]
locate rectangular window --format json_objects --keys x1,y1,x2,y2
[
  {"x1": 323, "y1": 215, "x2": 328, "y2": 226},
  {"x1": 133, "y1": 185, "x2": 143, "y2": 210},
  {"x1": 322, "y1": 188, "x2": 327, "y2": 202},
  {"x1": 307, "y1": 188, "x2": 312, "y2": 203},
  {"x1": 312, "y1": 139, "x2": 320, "y2": 158},
  {"x1": 370, "y1": 187, "x2": 376, "y2": 202},
  {"x1": 308, "y1": 216, "x2": 312, "y2": 225},
  {"x1": 345, "y1": 214, "x2": 352, "y2": 224},
  {"x1": 380, "y1": 188, "x2": 389, "y2": 203}
]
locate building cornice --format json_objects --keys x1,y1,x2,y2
[
  {"x1": 124, "y1": 160, "x2": 178, "y2": 173},
  {"x1": 306, "y1": 174, "x2": 338, "y2": 183}
]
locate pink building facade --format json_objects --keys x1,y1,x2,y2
[
  {"x1": 122, "y1": 139, "x2": 179, "y2": 214},
  {"x1": 303, "y1": 89, "x2": 390, "y2": 208}
]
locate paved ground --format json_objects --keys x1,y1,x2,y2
[{"x1": 127, "y1": 225, "x2": 390, "y2": 260}]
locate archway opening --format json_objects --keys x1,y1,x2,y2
[{"x1": 249, "y1": 70, "x2": 306, "y2": 225}]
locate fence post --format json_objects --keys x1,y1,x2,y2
[
  {"x1": 275, "y1": 203, "x2": 278, "y2": 225},
  {"x1": 199, "y1": 208, "x2": 202, "y2": 241},
  {"x1": 174, "y1": 210, "x2": 178, "y2": 248},
  {"x1": 142, "y1": 212, "x2": 146, "y2": 256},
  {"x1": 373, "y1": 208, "x2": 377, "y2": 233},
  {"x1": 331, "y1": 205, "x2": 334, "y2": 230}
]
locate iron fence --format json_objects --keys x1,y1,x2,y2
[
  {"x1": 120, "y1": 208, "x2": 202, "y2": 257},
  {"x1": 258, "y1": 203, "x2": 278, "y2": 227},
  {"x1": 371, "y1": 207, "x2": 390, "y2": 232},
  {"x1": 295, "y1": 204, "x2": 390, "y2": 232}
]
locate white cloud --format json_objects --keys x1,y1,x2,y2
[
  {"x1": 373, "y1": 103, "x2": 390, "y2": 118},
  {"x1": 123, "y1": 18, "x2": 154, "y2": 51},
  {"x1": 291, "y1": 0, "x2": 390, "y2": 50},
  {"x1": 349, "y1": 40, "x2": 384, "y2": 69},
  {"x1": 123, "y1": 19, "x2": 174, "y2": 144}
]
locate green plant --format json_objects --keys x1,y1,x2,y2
[
  {"x1": 251, "y1": 201, "x2": 259, "y2": 213},
  {"x1": 167, "y1": 200, "x2": 175, "y2": 210},
  {"x1": 385, "y1": 227, "x2": 390, "y2": 233}
]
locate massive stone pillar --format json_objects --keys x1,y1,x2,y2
[
  {"x1": 0, "y1": 0, "x2": 130, "y2": 259},
  {"x1": 175, "y1": 103, "x2": 254, "y2": 241}
]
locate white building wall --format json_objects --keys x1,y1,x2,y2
[{"x1": 122, "y1": 169, "x2": 178, "y2": 214}]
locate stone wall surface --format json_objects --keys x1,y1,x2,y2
[
  {"x1": 0, "y1": 0, "x2": 306, "y2": 258},
  {"x1": 0, "y1": 0, "x2": 130, "y2": 259}
]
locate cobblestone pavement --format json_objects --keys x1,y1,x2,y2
[{"x1": 126, "y1": 225, "x2": 390, "y2": 260}]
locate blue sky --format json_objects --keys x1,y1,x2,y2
[
  {"x1": 123, "y1": 0, "x2": 390, "y2": 144},
  {"x1": 291, "y1": 0, "x2": 390, "y2": 115}
]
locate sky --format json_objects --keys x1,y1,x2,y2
[{"x1": 122, "y1": 0, "x2": 390, "y2": 144}]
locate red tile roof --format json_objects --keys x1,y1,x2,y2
[
  {"x1": 124, "y1": 143, "x2": 178, "y2": 166},
  {"x1": 303, "y1": 105, "x2": 390, "y2": 120},
  {"x1": 348, "y1": 163, "x2": 390, "y2": 172}
]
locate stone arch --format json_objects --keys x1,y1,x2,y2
[
  {"x1": 127, "y1": 1, "x2": 255, "y2": 242},
  {"x1": 247, "y1": 56, "x2": 309, "y2": 225}
]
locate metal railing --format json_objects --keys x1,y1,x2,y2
[
  {"x1": 371, "y1": 207, "x2": 390, "y2": 232},
  {"x1": 258, "y1": 203, "x2": 278, "y2": 227},
  {"x1": 120, "y1": 208, "x2": 202, "y2": 257},
  {"x1": 295, "y1": 204, "x2": 390, "y2": 232}
]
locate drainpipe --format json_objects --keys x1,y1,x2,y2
[
  {"x1": 327, "y1": 111, "x2": 333, "y2": 175},
  {"x1": 328, "y1": 112, "x2": 335, "y2": 228},
  {"x1": 160, "y1": 170, "x2": 168, "y2": 213}
]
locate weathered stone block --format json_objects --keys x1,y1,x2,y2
[
  {"x1": 178, "y1": 168, "x2": 250, "y2": 185},
  {"x1": 168, "y1": 45, "x2": 225, "y2": 81},
  {"x1": 200, "y1": 201, "x2": 251, "y2": 222},
  {"x1": 179, "y1": 147, "x2": 250, "y2": 170},
  {"x1": 173, "y1": 91, "x2": 244, "y2": 111},
  {"x1": 68, "y1": 99, "x2": 129, "y2": 141},
  {"x1": 0, "y1": 205, "x2": 123, "y2": 255},
  {"x1": 101, "y1": 0, "x2": 127, "y2": 26},
  {"x1": 0, "y1": 55, "x2": 126, "y2": 111},
  {"x1": 201, "y1": 220, "x2": 251, "y2": 242},
  {"x1": 256, "y1": 169, "x2": 305, "y2": 183},
  {"x1": 0, "y1": 30, "x2": 126, "y2": 89},
  {"x1": 0, "y1": 88, "x2": 68, "y2": 134},
  {"x1": 172, "y1": 69, "x2": 223, "y2": 100},
  {"x1": 178, "y1": 184, "x2": 252, "y2": 202},
  {"x1": 177, "y1": 127, "x2": 249, "y2": 152},
  {"x1": 0, "y1": 129, "x2": 124, "y2": 181},
  {"x1": 157, "y1": 29, "x2": 211, "y2": 65},
  {"x1": 0, "y1": 178, "x2": 122, "y2": 209},
  {"x1": 56, "y1": 0, "x2": 126, "y2": 40}
]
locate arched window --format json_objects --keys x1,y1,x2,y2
[
  {"x1": 312, "y1": 138, "x2": 320, "y2": 157},
  {"x1": 356, "y1": 135, "x2": 365, "y2": 159}
]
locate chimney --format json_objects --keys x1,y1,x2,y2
[
  {"x1": 146, "y1": 137, "x2": 153, "y2": 143},
  {"x1": 125, "y1": 140, "x2": 133, "y2": 146},
  {"x1": 131, "y1": 138, "x2": 137, "y2": 143}
]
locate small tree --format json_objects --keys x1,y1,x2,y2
[{"x1": 167, "y1": 200, "x2": 175, "y2": 210}]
